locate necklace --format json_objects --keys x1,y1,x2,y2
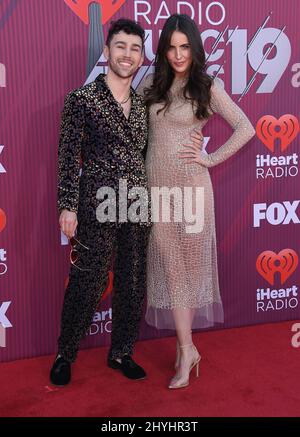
[
  {"x1": 117, "y1": 93, "x2": 131, "y2": 105},
  {"x1": 104, "y1": 76, "x2": 130, "y2": 105}
]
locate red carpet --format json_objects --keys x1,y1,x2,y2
[{"x1": 0, "y1": 321, "x2": 299, "y2": 417}]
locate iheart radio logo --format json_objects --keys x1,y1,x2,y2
[
  {"x1": 256, "y1": 115, "x2": 299, "y2": 152},
  {"x1": 0, "y1": 209, "x2": 6, "y2": 233},
  {"x1": 64, "y1": 0, "x2": 126, "y2": 25},
  {"x1": 256, "y1": 249, "x2": 298, "y2": 285}
]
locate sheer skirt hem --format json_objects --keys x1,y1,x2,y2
[{"x1": 145, "y1": 301, "x2": 224, "y2": 330}]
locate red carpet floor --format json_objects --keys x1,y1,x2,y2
[{"x1": 0, "y1": 321, "x2": 299, "y2": 417}]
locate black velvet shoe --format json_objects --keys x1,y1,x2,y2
[
  {"x1": 107, "y1": 355, "x2": 146, "y2": 380},
  {"x1": 50, "y1": 355, "x2": 71, "y2": 386}
]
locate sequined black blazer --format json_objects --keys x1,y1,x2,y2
[{"x1": 57, "y1": 74, "x2": 148, "y2": 216}]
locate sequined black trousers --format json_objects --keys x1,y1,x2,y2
[{"x1": 57, "y1": 216, "x2": 149, "y2": 363}]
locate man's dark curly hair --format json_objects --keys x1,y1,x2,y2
[{"x1": 106, "y1": 18, "x2": 145, "y2": 47}]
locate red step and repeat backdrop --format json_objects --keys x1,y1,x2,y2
[{"x1": 0, "y1": 0, "x2": 299, "y2": 361}]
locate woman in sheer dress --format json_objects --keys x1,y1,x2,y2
[{"x1": 137, "y1": 14, "x2": 255, "y2": 389}]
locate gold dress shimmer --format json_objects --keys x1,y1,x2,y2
[{"x1": 137, "y1": 75, "x2": 255, "y2": 329}]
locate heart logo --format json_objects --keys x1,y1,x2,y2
[
  {"x1": 256, "y1": 114, "x2": 299, "y2": 152},
  {"x1": 64, "y1": 0, "x2": 127, "y2": 25},
  {"x1": 0, "y1": 209, "x2": 6, "y2": 233},
  {"x1": 256, "y1": 249, "x2": 298, "y2": 285}
]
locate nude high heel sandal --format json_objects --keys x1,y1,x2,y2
[
  {"x1": 174, "y1": 331, "x2": 193, "y2": 370},
  {"x1": 175, "y1": 341, "x2": 180, "y2": 370},
  {"x1": 169, "y1": 344, "x2": 201, "y2": 389}
]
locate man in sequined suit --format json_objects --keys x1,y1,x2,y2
[{"x1": 50, "y1": 19, "x2": 150, "y2": 385}]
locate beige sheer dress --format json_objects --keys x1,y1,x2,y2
[{"x1": 137, "y1": 75, "x2": 255, "y2": 329}]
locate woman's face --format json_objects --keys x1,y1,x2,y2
[{"x1": 166, "y1": 31, "x2": 192, "y2": 78}]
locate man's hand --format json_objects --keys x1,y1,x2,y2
[{"x1": 59, "y1": 210, "x2": 78, "y2": 239}]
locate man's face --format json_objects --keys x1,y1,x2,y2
[{"x1": 105, "y1": 31, "x2": 144, "y2": 79}]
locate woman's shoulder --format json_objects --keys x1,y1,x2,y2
[
  {"x1": 210, "y1": 77, "x2": 229, "y2": 112},
  {"x1": 210, "y1": 76, "x2": 224, "y2": 93}
]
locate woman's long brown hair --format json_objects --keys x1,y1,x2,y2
[{"x1": 144, "y1": 14, "x2": 212, "y2": 120}]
